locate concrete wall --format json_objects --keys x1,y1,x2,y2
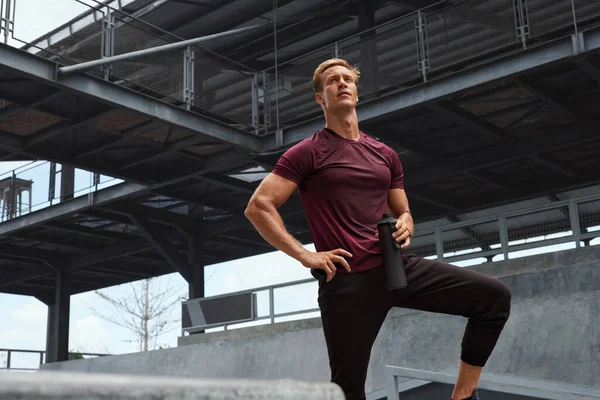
[{"x1": 43, "y1": 246, "x2": 600, "y2": 395}]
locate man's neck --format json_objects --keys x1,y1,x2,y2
[{"x1": 325, "y1": 111, "x2": 360, "y2": 141}]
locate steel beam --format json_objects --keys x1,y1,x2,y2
[
  {"x1": 0, "y1": 244, "x2": 66, "y2": 265},
  {"x1": 128, "y1": 211, "x2": 192, "y2": 281},
  {"x1": 514, "y1": 77, "x2": 583, "y2": 120},
  {"x1": 0, "y1": 146, "x2": 252, "y2": 238},
  {"x1": 0, "y1": 264, "x2": 53, "y2": 288},
  {"x1": 407, "y1": 124, "x2": 599, "y2": 185},
  {"x1": 0, "y1": 182, "x2": 146, "y2": 236},
  {"x1": 265, "y1": 27, "x2": 600, "y2": 150},
  {"x1": 577, "y1": 57, "x2": 600, "y2": 84},
  {"x1": 428, "y1": 101, "x2": 506, "y2": 140},
  {"x1": 69, "y1": 238, "x2": 154, "y2": 272},
  {"x1": 47, "y1": 269, "x2": 71, "y2": 363},
  {"x1": 0, "y1": 43, "x2": 261, "y2": 152},
  {"x1": 530, "y1": 154, "x2": 580, "y2": 179},
  {"x1": 89, "y1": 204, "x2": 194, "y2": 237}
]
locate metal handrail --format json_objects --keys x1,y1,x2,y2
[
  {"x1": 384, "y1": 366, "x2": 600, "y2": 400},
  {"x1": 0, "y1": 348, "x2": 109, "y2": 371}
]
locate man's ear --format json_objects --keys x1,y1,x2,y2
[{"x1": 315, "y1": 92, "x2": 324, "y2": 105}]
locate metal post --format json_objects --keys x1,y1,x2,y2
[
  {"x1": 183, "y1": 46, "x2": 195, "y2": 111},
  {"x1": 334, "y1": 42, "x2": 342, "y2": 58},
  {"x1": 571, "y1": 0, "x2": 584, "y2": 56},
  {"x1": 415, "y1": 10, "x2": 429, "y2": 82},
  {"x1": 8, "y1": 171, "x2": 15, "y2": 220},
  {"x1": 262, "y1": 71, "x2": 271, "y2": 135},
  {"x1": 6, "y1": 350, "x2": 11, "y2": 369},
  {"x1": 251, "y1": 73, "x2": 259, "y2": 134},
  {"x1": 59, "y1": 25, "x2": 262, "y2": 75},
  {"x1": 513, "y1": 0, "x2": 530, "y2": 49},
  {"x1": 48, "y1": 162, "x2": 56, "y2": 206},
  {"x1": 101, "y1": 11, "x2": 115, "y2": 80},
  {"x1": 435, "y1": 228, "x2": 443, "y2": 261},
  {"x1": 269, "y1": 287, "x2": 275, "y2": 324},
  {"x1": 386, "y1": 369, "x2": 400, "y2": 400},
  {"x1": 499, "y1": 216, "x2": 509, "y2": 260},
  {"x1": 1, "y1": 0, "x2": 14, "y2": 45},
  {"x1": 569, "y1": 201, "x2": 581, "y2": 248}
]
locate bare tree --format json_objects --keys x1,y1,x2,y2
[{"x1": 92, "y1": 276, "x2": 185, "y2": 352}]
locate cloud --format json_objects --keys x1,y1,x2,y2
[
  {"x1": 222, "y1": 273, "x2": 240, "y2": 293},
  {"x1": 69, "y1": 315, "x2": 114, "y2": 354}
]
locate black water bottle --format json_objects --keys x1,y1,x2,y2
[{"x1": 377, "y1": 213, "x2": 408, "y2": 290}]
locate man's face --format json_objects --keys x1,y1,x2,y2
[{"x1": 316, "y1": 65, "x2": 358, "y2": 112}]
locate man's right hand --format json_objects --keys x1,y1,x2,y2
[{"x1": 299, "y1": 248, "x2": 353, "y2": 282}]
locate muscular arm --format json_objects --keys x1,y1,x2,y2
[
  {"x1": 244, "y1": 173, "x2": 352, "y2": 281},
  {"x1": 387, "y1": 188, "x2": 414, "y2": 249},
  {"x1": 244, "y1": 173, "x2": 308, "y2": 262}
]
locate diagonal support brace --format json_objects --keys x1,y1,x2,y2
[{"x1": 128, "y1": 211, "x2": 192, "y2": 281}]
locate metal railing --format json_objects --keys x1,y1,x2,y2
[
  {"x1": 0, "y1": 159, "x2": 122, "y2": 222},
  {"x1": 384, "y1": 366, "x2": 600, "y2": 399},
  {"x1": 2, "y1": 0, "x2": 600, "y2": 135},
  {"x1": 193, "y1": 191, "x2": 600, "y2": 333},
  {"x1": 196, "y1": 277, "x2": 320, "y2": 333},
  {"x1": 264, "y1": 0, "x2": 600, "y2": 128},
  {"x1": 1, "y1": 0, "x2": 258, "y2": 127},
  {"x1": 0, "y1": 348, "x2": 109, "y2": 371}
]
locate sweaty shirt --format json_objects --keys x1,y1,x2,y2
[{"x1": 271, "y1": 127, "x2": 404, "y2": 273}]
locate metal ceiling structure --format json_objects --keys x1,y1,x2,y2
[{"x1": 0, "y1": 0, "x2": 600, "y2": 362}]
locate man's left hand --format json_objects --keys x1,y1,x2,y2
[{"x1": 392, "y1": 219, "x2": 411, "y2": 249}]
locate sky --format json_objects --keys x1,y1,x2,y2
[{"x1": 1, "y1": 0, "x2": 599, "y2": 370}]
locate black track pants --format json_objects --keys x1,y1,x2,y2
[{"x1": 316, "y1": 254, "x2": 512, "y2": 400}]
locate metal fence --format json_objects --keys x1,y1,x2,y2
[
  {"x1": 0, "y1": 160, "x2": 121, "y2": 222},
  {"x1": 0, "y1": 348, "x2": 108, "y2": 371},
  {"x1": 194, "y1": 191, "x2": 600, "y2": 333},
  {"x1": 2, "y1": 0, "x2": 600, "y2": 134}
]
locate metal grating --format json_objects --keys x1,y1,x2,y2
[
  {"x1": 409, "y1": 232, "x2": 437, "y2": 258},
  {"x1": 108, "y1": 18, "x2": 182, "y2": 104},
  {"x1": 425, "y1": 0, "x2": 516, "y2": 74},
  {"x1": 441, "y1": 220, "x2": 500, "y2": 257},
  {"x1": 192, "y1": 49, "x2": 254, "y2": 126},
  {"x1": 573, "y1": 0, "x2": 600, "y2": 29},
  {"x1": 340, "y1": 18, "x2": 419, "y2": 98},
  {"x1": 527, "y1": 0, "x2": 576, "y2": 39},
  {"x1": 578, "y1": 198, "x2": 600, "y2": 238},
  {"x1": 506, "y1": 205, "x2": 572, "y2": 246},
  {"x1": 273, "y1": 46, "x2": 336, "y2": 126},
  {"x1": 273, "y1": 281, "x2": 318, "y2": 316}
]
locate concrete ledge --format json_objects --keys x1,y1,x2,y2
[
  {"x1": 0, "y1": 370, "x2": 345, "y2": 400},
  {"x1": 179, "y1": 317, "x2": 323, "y2": 347}
]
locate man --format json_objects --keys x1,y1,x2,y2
[{"x1": 244, "y1": 58, "x2": 511, "y2": 400}]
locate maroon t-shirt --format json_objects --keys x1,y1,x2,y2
[{"x1": 271, "y1": 128, "x2": 404, "y2": 273}]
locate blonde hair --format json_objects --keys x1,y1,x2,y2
[{"x1": 312, "y1": 58, "x2": 360, "y2": 93}]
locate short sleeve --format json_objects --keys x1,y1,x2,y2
[
  {"x1": 271, "y1": 140, "x2": 314, "y2": 185},
  {"x1": 389, "y1": 150, "x2": 404, "y2": 189}
]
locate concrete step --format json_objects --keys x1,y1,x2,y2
[{"x1": 0, "y1": 370, "x2": 345, "y2": 400}]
